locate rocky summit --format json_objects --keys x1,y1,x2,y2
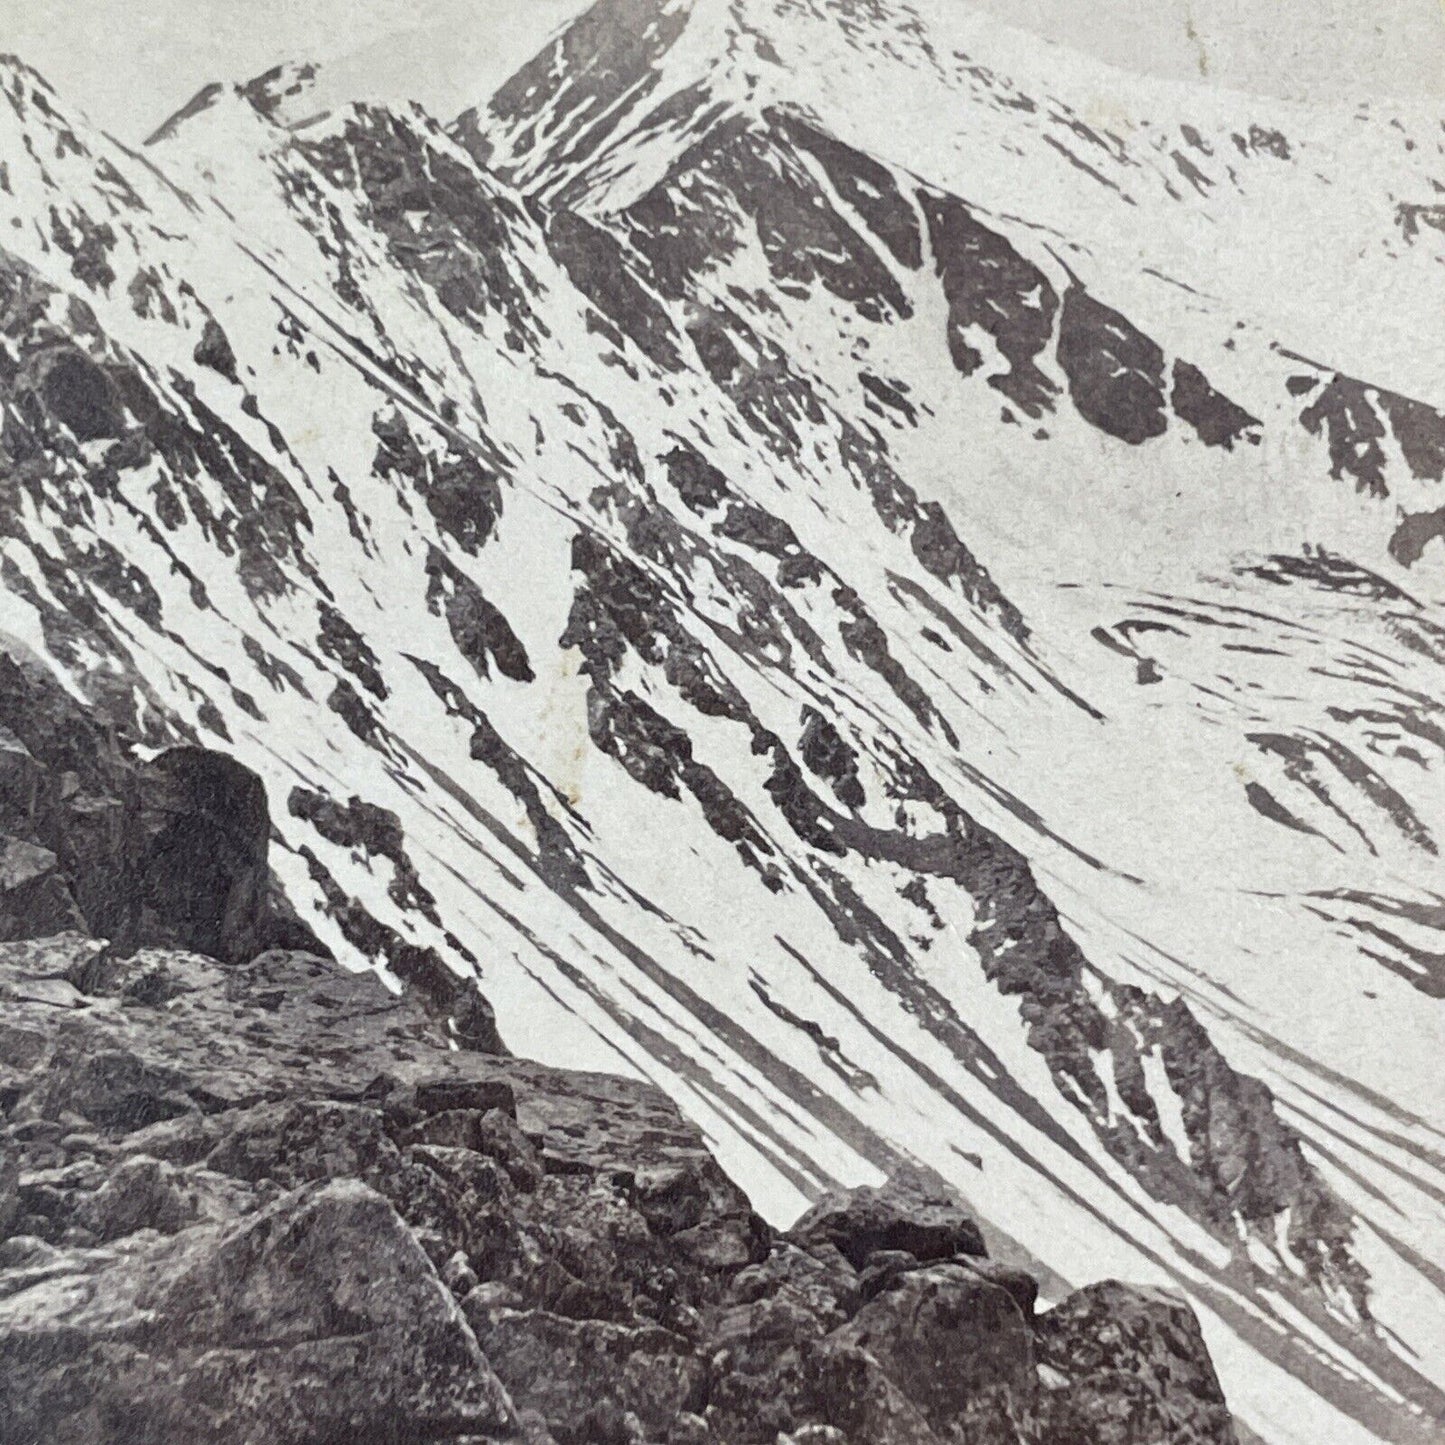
[{"x1": 0, "y1": 680, "x2": 1237, "y2": 1444}]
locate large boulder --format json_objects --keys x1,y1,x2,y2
[
  {"x1": 835, "y1": 1263, "x2": 1036, "y2": 1443},
  {"x1": 0, "y1": 1180, "x2": 519, "y2": 1445},
  {"x1": 131, "y1": 747, "x2": 271, "y2": 964},
  {"x1": 0, "y1": 646, "x2": 314, "y2": 965},
  {"x1": 787, "y1": 1167, "x2": 987, "y2": 1269},
  {"x1": 1034, "y1": 1280, "x2": 1239, "y2": 1445}
]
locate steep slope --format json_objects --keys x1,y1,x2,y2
[
  {"x1": 479, "y1": 0, "x2": 1445, "y2": 561},
  {"x1": 0, "y1": 677, "x2": 1238, "y2": 1445},
  {"x1": 0, "y1": 12, "x2": 1442, "y2": 1444},
  {"x1": 472, "y1": 12, "x2": 1445, "y2": 1437},
  {"x1": 477, "y1": 0, "x2": 1445, "y2": 398}
]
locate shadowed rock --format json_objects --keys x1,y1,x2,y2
[
  {"x1": 133, "y1": 748, "x2": 270, "y2": 965},
  {"x1": 788, "y1": 1168, "x2": 988, "y2": 1269},
  {"x1": 0, "y1": 648, "x2": 319, "y2": 964}
]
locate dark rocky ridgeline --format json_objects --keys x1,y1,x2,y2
[{"x1": 0, "y1": 700, "x2": 1241, "y2": 1443}]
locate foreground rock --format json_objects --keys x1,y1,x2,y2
[
  {"x1": 0, "y1": 1179, "x2": 518, "y2": 1445},
  {"x1": 1035, "y1": 1281, "x2": 1241, "y2": 1445},
  {"x1": 0, "y1": 938, "x2": 1240, "y2": 1444},
  {"x1": 0, "y1": 649, "x2": 312, "y2": 963},
  {"x1": 0, "y1": 734, "x2": 1240, "y2": 1444}
]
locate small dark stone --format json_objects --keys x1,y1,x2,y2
[{"x1": 192, "y1": 317, "x2": 239, "y2": 383}]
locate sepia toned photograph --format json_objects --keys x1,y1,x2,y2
[{"x1": 0, "y1": 2, "x2": 1442, "y2": 1442}]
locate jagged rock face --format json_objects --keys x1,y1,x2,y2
[
  {"x1": 1035, "y1": 1282, "x2": 1239, "y2": 1445},
  {"x1": 0, "y1": 4, "x2": 1444, "y2": 1443},
  {"x1": 0, "y1": 650, "x2": 311, "y2": 965},
  {"x1": 0, "y1": 820, "x2": 1238, "y2": 1445},
  {"x1": 0, "y1": 1179, "x2": 520, "y2": 1445}
]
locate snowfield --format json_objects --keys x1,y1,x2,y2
[{"x1": 2, "y1": 3, "x2": 1444, "y2": 1440}]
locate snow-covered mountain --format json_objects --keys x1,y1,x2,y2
[{"x1": 2, "y1": 2, "x2": 1444, "y2": 1441}]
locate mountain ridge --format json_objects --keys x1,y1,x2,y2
[{"x1": 1, "y1": 6, "x2": 1443, "y2": 1441}]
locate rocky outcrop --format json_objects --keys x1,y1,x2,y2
[
  {"x1": 0, "y1": 732, "x2": 1241, "y2": 1444},
  {"x1": 0, "y1": 648, "x2": 309, "y2": 963},
  {"x1": 0, "y1": 1179, "x2": 519, "y2": 1445},
  {"x1": 1035, "y1": 1282, "x2": 1239, "y2": 1445}
]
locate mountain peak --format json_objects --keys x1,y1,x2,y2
[
  {"x1": 0, "y1": 52, "x2": 58, "y2": 90},
  {"x1": 147, "y1": 60, "x2": 331, "y2": 147}
]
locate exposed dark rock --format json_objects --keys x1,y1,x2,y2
[
  {"x1": 238, "y1": 61, "x2": 322, "y2": 127},
  {"x1": 944, "y1": 799, "x2": 1369, "y2": 1317},
  {"x1": 294, "y1": 839, "x2": 494, "y2": 1035},
  {"x1": 426, "y1": 546, "x2": 535, "y2": 684},
  {"x1": 0, "y1": 648, "x2": 303, "y2": 963},
  {"x1": 1395, "y1": 201, "x2": 1445, "y2": 245},
  {"x1": 132, "y1": 747, "x2": 271, "y2": 965},
  {"x1": 1241, "y1": 550, "x2": 1416, "y2": 606},
  {"x1": 1036, "y1": 1281, "x2": 1238, "y2": 1445},
  {"x1": 799, "y1": 708, "x2": 865, "y2": 810},
  {"x1": 923, "y1": 191, "x2": 1059, "y2": 418},
  {"x1": 788, "y1": 1167, "x2": 987, "y2": 1269},
  {"x1": 1299, "y1": 374, "x2": 1390, "y2": 497},
  {"x1": 1057, "y1": 285, "x2": 1168, "y2": 445},
  {"x1": 835, "y1": 422, "x2": 1028, "y2": 642},
  {"x1": 1144, "y1": 996, "x2": 1365, "y2": 1307},
  {"x1": 545, "y1": 208, "x2": 682, "y2": 372},
  {"x1": 301, "y1": 103, "x2": 537, "y2": 350},
  {"x1": 372, "y1": 407, "x2": 503, "y2": 557},
  {"x1": 1234, "y1": 124, "x2": 1291, "y2": 160},
  {"x1": 288, "y1": 785, "x2": 441, "y2": 922},
  {"x1": 1172, "y1": 360, "x2": 1261, "y2": 449},
  {"x1": 327, "y1": 677, "x2": 382, "y2": 744},
  {"x1": 476, "y1": 0, "x2": 693, "y2": 193},
  {"x1": 1392, "y1": 505, "x2": 1445, "y2": 567},
  {"x1": 623, "y1": 109, "x2": 913, "y2": 324},
  {"x1": 192, "y1": 316, "x2": 239, "y2": 382},
  {"x1": 38, "y1": 347, "x2": 124, "y2": 440},
  {"x1": 466, "y1": 1304, "x2": 706, "y2": 1441},
  {"x1": 317, "y1": 600, "x2": 389, "y2": 700},
  {"x1": 781, "y1": 111, "x2": 922, "y2": 270}
]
